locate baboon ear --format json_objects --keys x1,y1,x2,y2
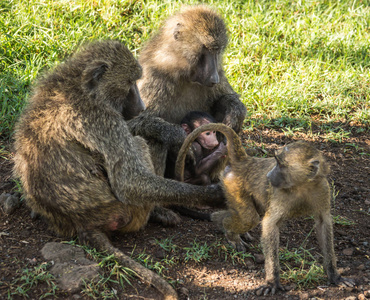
[
  {"x1": 309, "y1": 160, "x2": 320, "y2": 177},
  {"x1": 181, "y1": 123, "x2": 192, "y2": 135},
  {"x1": 173, "y1": 23, "x2": 183, "y2": 40},
  {"x1": 83, "y1": 61, "x2": 109, "y2": 90}
]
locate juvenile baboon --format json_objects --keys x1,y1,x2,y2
[
  {"x1": 128, "y1": 5, "x2": 246, "y2": 179},
  {"x1": 13, "y1": 40, "x2": 225, "y2": 300},
  {"x1": 175, "y1": 123, "x2": 355, "y2": 295}
]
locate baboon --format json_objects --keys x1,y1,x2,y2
[
  {"x1": 13, "y1": 40, "x2": 225, "y2": 300},
  {"x1": 175, "y1": 123, "x2": 355, "y2": 295},
  {"x1": 179, "y1": 111, "x2": 227, "y2": 185},
  {"x1": 128, "y1": 5, "x2": 246, "y2": 179}
]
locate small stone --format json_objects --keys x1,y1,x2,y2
[
  {"x1": 41, "y1": 242, "x2": 100, "y2": 293},
  {"x1": 299, "y1": 292, "x2": 309, "y2": 300},
  {"x1": 154, "y1": 249, "x2": 166, "y2": 259},
  {"x1": 343, "y1": 248, "x2": 354, "y2": 256},
  {"x1": 179, "y1": 287, "x2": 189, "y2": 297},
  {"x1": 358, "y1": 294, "x2": 366, "y2": 300},
  {"x1": 30, "y1": 210, "x2": 40, "y2": 220},
  {"x1": 3, "y1": 194, "x2": 21, "y2": 214},
  {"x1": 357, "y1": 264, "x2": 365, "y2": 270},
  {"x1": 0, "y1": 193, "x2": 9, "y2": 204},
  {"x1": 345, "y1": 297, "x2": 356, "y2": 300},
  {"x1": 364, "y1": 290, "x2": 370, "y2": 297},
  {"x1": 336, "y1": 229, "x2": 347, "y2": 236}
]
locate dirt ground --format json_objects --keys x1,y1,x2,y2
[{"x1": 0, "y1": 124, "x2": 369, "y2": 300}]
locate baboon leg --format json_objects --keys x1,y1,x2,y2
[
  {"x1": 79, "y1": 230, "x2": 178, "y2": 300},
  {"x1": 209, "y1": 154, "x2": 228, "y2": 183},
  {"x1": 314, "y1": 212, "x2": 355, "y2": 287},
  {"x1": 256, "y1": 212, "x2": 285, "y2": 296},
  {"x1": 212, "y1": 192, "x2": 259, "y2": 252}
]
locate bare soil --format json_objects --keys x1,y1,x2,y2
[{"x1": 1, "y1": 124, "x2": 369, "y2": 300}]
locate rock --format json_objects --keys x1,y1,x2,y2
[
  {"x1": 154, "y1": 249, "x2": 166, "y2": 259},
  {"x1": 41, "y1": 242, "x2": 100, "y2": 293},
  {"x1": 299, "y1": 292, "x2": 309, "y2": 299},
  {"x1": 345, "y1": 297, "x2": 356, "y2": 300},
  {"x1": 357, "y1": 264, "x2": 365, "y2": 270},
  {"x1": 336, "y1": 229, "x2": 347, "y2": 236},
  {"x1": 343, "y1": 248, "x2": 354, "y2": 256},
  {"x1": 358, "y1": 294, "x2": 366, "y2": 300},
  {"x1": 179, "y1": 287, "x2": 189, "y2": 297},
  {"x1": 0, "y1": 193, "x2": 21, "y2": 214}
]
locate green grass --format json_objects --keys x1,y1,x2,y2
[
  {"x1": 7, "y1": 262, "x2": 58, "y2": 299},
  {"x1": 279, "y1": 247, "x2": 326, "y2": 289},
  {"x1": 1, "y1": 0, "x2": 369, "y2": 140}
]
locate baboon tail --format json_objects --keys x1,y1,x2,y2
[{"x1": 79, "y1": 230, "x2": 178, "y2": 300}]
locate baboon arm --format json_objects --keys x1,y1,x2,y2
[
  {"x1": 128, "y1": 112, "x2": 186, "y2": 147},
  {"x1": 211, "y1": 93, "x2": 247, "y2": 134},
  {"x1": 195, "y1": 142, "x2": 227, "y2": 176},
  {"x1": 68, "y1": 108, "x2": 223, "y2": 207}
]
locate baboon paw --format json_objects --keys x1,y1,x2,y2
[
  {"x1": 336, "y1": 276, "x2": 356, "y2": 288},
  {"x1": 149, "y1": 207, "x2": 182, "y2": 227},
  {"x1": 225, "y1": 232, "x2": 248, "y2": 252},
  {"x1": 255, "y1": 283, "x2": 285, "y2": 296}
]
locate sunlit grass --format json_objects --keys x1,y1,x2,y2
[{"x1": 1, "y1": 0, "x2": 369, "y2": 140}]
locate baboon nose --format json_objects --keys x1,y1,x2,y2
[{"x1": 209, "y1": 73, "x2": 219, "y2": 85}]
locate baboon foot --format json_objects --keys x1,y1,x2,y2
[
  {"x1": 225, "y1": 231, "x2": 248, "y2": 252},
  {"x1": 149, "y1": 206, "x2": 182, "y2": 227},
  {"x1": 255, "y1": 281, "x2": 285, "y2": 296},
  {"x1": 241, "y1": 232, "x2": 255, "y2": 242},
  {"x1": 335, "y1": 276, "x2": 356, "y2": 288}
]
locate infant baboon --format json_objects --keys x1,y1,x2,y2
[
  {"x1": 179, "y1": 111, "x2": 227, "y2": 185},
  {"x1": 129, "y1": 5, "x2": 246, "y2": 178},
  {"x1": 175, "y1": 123, "x2": 355, "y2": 295},
  {"x1": 13, "y1": 40, "x2": 225, "y2": 300}
]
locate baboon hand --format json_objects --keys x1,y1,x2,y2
[
  {"x1": 335, "y1": 276, "x2": 356, "y2": 288},
  {"x1": 255, "y1": 281, "x2": 285, "y2": 296}
]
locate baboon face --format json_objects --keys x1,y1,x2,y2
[
  {"x1": 267, "y1": 142, "x2": 322, "y2": 189},
  {"x1": 123, "y1": 84, "x2": 145, "y2": 120},
  {"x1": 169, "y1": 6, "x2": 228, "y2": 87},
  {"x1": 190, "y1": 47, "x2": 219, "y2": 87},
  {"x1": 82, "y1": 45, "x2": 145, "y2": 121}
]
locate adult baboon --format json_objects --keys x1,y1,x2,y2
[
  {"x1": 13, "y1": 40, "x2": 224, "y2": 300},
  {"x1": 175, "y1": 123, "x2": 355, "y2": 295},
  {"x1": 128, "y1": 5, "x2": 247, "y2": 179}
]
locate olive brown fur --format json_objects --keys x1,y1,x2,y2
[
  {"x1": 13, "y1": 40, "x2": 225, "y2": 300},
  {"x1": 128, "y1": 5, "x2": 247, "y2": 178}
]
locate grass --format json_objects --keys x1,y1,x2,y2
[
  {"x1": 1, "y1": 0, "x2": 369, "y2": 140},
  {"x1": 279, "y1": 247, "x2": 327, "y2": 289},
  {"x1": 7, "y1": 262, "x2": 58, "y2": 299}
]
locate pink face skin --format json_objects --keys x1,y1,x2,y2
[{"x1": 182, "y1": 119, "x2": 219, "y2": 150}]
